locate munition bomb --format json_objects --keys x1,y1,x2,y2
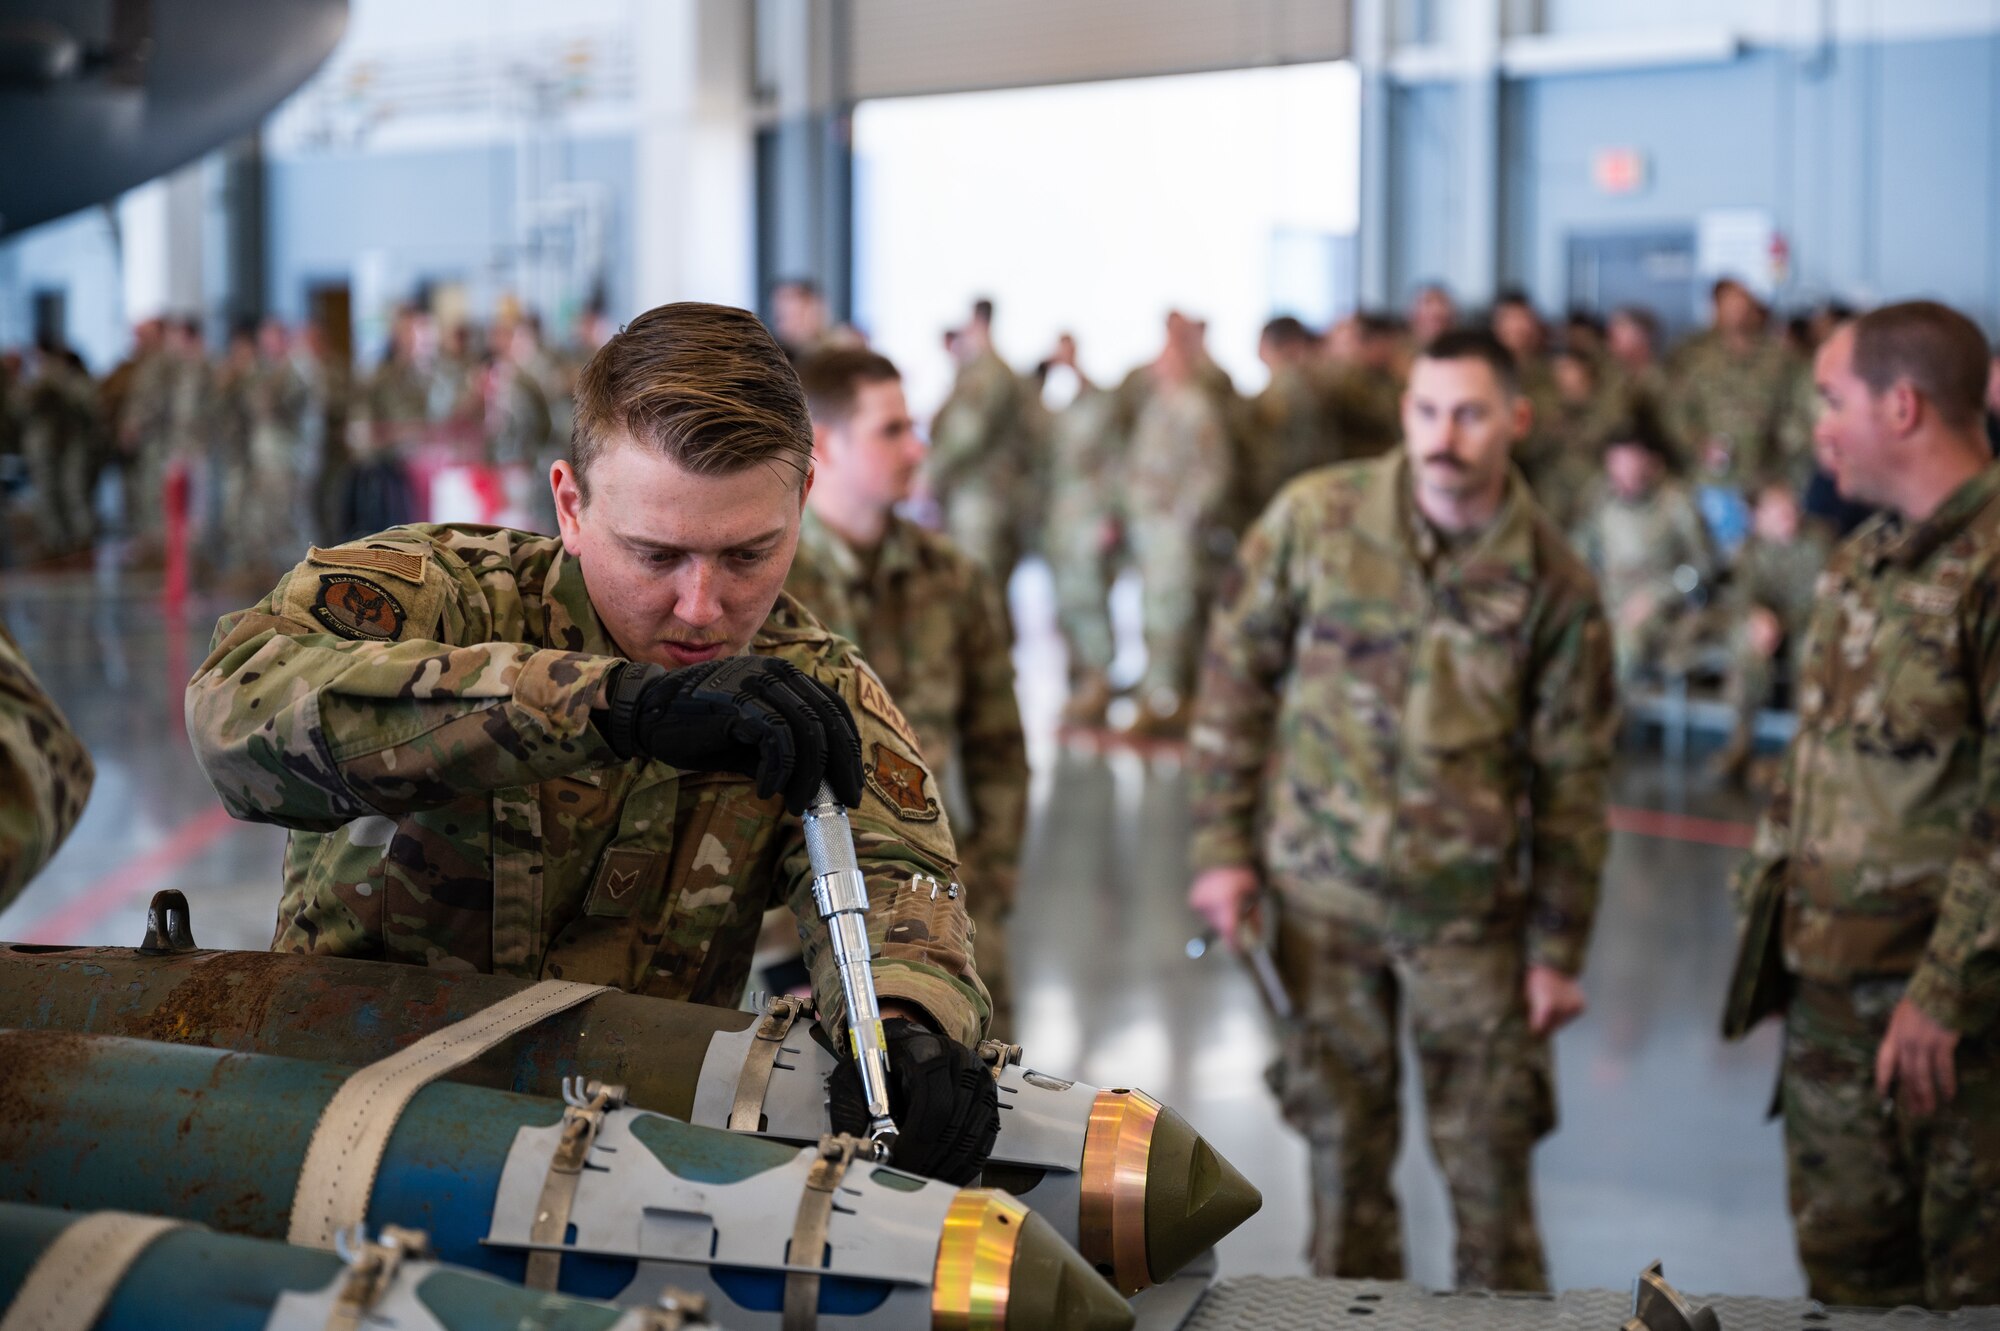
[
  {"x1": 0, "y1": 940, "x2": 1260, "y2": 1293},
  {"x1": 0, "y1": 1203, "x2": 714, "y2": 1331},
  {"x1": 0, "y1": 1030, "x2": 1132, "y2": 1331}
]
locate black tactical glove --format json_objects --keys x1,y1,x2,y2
[
  {"x1": 825, "y1": 1017, "x2": 1001, "y2": 1185},
  {"x1": 596, "y1": 656, "x2": 865, "y2": 814}
]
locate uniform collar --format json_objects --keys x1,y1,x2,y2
[
  {"x1": 544, "y1": 541, "x2": 620, "y2": 658},
  {"x1": 1357, "y1": 452, "x2": 1536, "y2": 583},
  {"x1": 800, "y1": 508, "x2": 921, "y2": 584},
  {"x1": 1868, "y1": 464, "x2": 2000, "y2": 571}
]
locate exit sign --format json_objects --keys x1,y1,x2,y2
[{"x1": 1592, "y1": 147, "x2": 1649, "y2": 195}]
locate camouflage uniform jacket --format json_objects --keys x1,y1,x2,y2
[
  {"x1": 1127, "y1": 378, "x2": 1232, "y2": 522},
  {"x1": 1728, "y1": 527, "x2": 1831, "y2": 635},
  {"x1": 187, "y1": 524, "x2": 990, "y2": 1045},
  {"x1": 1189, "y1": 455, "x2": 1617, "y2": 974},
  {"x1": 1047, "y1": 384, "x2": 1123, "y2": 532},
  {"x1": 1246, "y1": 364, "x2": 1340, "y2": 519},
  {"x1": 0, "y1": 623, "x2": 94, "y2": 911},
  {"x1": 928, "y1": 349, "x2": 1027, "y2": 502},
  {"x1": 785, "y1": 512, "x2": 1027, "y2": 908},
  {"x1": 1576, "y1": 480, "x2": 1717, "y2": 612},
  {"x1": 1734, "y1": 465, "x2": 2000, "y2": 1032},
  {"x1": 1665, "y1": 333, "x2": 1802, "y2": 487}
]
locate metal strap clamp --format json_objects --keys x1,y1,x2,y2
[
  {"x1": 780, "y1": 1134, "x2": 864, "y2": 1331},
  {"x1": 976, "y1": 1039, "x2": 1022, "y2": 1080},
  {"x1": 728, "y1": 994, "x2": 810, "y2": 1133},
  {"x1": 325, "y1": 1224, "x2": 430, "y2": 1331},
  {"x1": 524, "y1": 1076, "x2": 626, "y2": 1291}
]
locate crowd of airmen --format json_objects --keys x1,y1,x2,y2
[
  {"x1": 2, "y1": 278, "x2": 1998, "y2": 1314},
  {"x1": 899, "y1": 279, "x2": 1921, "y2": 786},
  {"x1": 0, "y1": 302, "x2": 612, "y2": 582}
]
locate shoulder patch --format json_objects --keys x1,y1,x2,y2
[
  {"x1": 866, "y1": 742, "x2": 941, "y2": 821},
  {"x1": 308, "y1": 543, "x2": 428, "y2": 585},
  {"x1": 310, "y1": 573, "x2": 407, "y2": 641},
  {"x1": 855, "y1": 669, "x2": 924, "y2": 754}
]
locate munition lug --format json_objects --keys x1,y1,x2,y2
[
  {"x1": 328, "y1": 1223, "x2": 430, "y2": 1331},
  {"x1": 137, "y1": 889, "x2": 197, "y2": 955},
  {"x1": 976, "y1": 1041, "x2": 1023, "y2": 1080}
]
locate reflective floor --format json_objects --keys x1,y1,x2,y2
[{"x1": 0, "y1": 562, "x2": 1802, "y2": 1298}]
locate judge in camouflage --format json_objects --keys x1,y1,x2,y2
[
  {"x1": 0, "y1": 621, "x2": 94, "y2": 911},
  {"x1": 1728, "y1": 302, "x2": 2000, "y2": 1309},
  {"x1": 786, "y1": 348, "x2": 1028, "y2": 1037},
  {"x1": 1188, "y1": 330, "x2": 1616, "y2": 1291},
  {"x1": 187, "y1": 302, "x2": 990, "y2": 1050}
]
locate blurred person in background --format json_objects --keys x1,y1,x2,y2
[
  {"x1": 1666, "y1": 278, "x2": 1809, "y2": 553},
  {"x1": 1124, "y1": 312, "x2": 1236, "y2": 737},
  {"x1": 771, "y1": 276, "x2": 832, "y2": 365},
  {"x1": 21, "y1": 337, "x2": 100, "y2": 560},
  {"x1": 1243, "y1": 314, "x2": 1335, "y2": 519},
  {"x1": 1604, "y1": 306, "x2": 1669, "y2": 423},
  {"x1": 210, "y1": 322, "x2": 261, "y2": 576},
  {"x1": 1528, "y1": 344, "x2": 1621, "y2": 533},
  {"x1": 1189, "y1": 330, "x2": 1614, "y2": 1290},
  {"x1": 1407, "y1": 282, "x2": 1458, "y2": 346},
  {"x1": 1040, "y1": 334, "x2": 1125, "y2": 728},
  {"x1": 1491, "y1": 290, "x2": 1563, "y2": 498},
  {"x1": 240, "y1": 317, "x2": 314, "y2": 579},
  {"x1": 1727, "y1": 301, "x2": 2000, "y2": 1308},
  {"x1": 927, "y1": 297, "x2": 1036, "y2": 582},
  {"x1": 1709, "y1": 479, "x2": 1829, "y2": 786},
  {"x1": 786, "y1": 346, "x2": 1028, "y2": 1038},
  {"x1": 1573, "y1": 412, "x2": 1715, "y2": 688},
  {"x1": 1316, "y1": 311, "x2": 1403, "y2": 460}
]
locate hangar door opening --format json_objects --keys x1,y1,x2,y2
[{"x1": 851, "y1": 62, "x2": 1361, "y2": 415}]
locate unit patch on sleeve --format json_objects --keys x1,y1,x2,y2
[
  {"x1": 865, "y1": 742, "x2": 941, "y2": 821},
  {"x1": 310, "y1": 573, "x2": 407, "y2": 641},
  {"x1": 854, "y1": 668, "x2": 924, "y2": 755}
]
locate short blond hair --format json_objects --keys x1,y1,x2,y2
[{"x1": 569, "y1": 302, "x2": 811, "y2": 494}]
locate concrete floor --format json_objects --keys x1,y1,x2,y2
[{"x1": 0, "y1": 562, "x2": 1803, "y2": 1299}]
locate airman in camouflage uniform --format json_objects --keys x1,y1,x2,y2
[
  {"x1": 188, "y1": 304, "x2": 990, "y2": 1051},
  {"x1": 0, "y1": 621, "x2": 93, "y2": 911},
  {"x1": 928, "y1": 307, "x2": 1031, "y2": 581},
  {"x1": 1666, "y1": 281, "x2": 1807, "y2": 493},
  {"x1": 784, "y1": 347, "x2": 1027, "y2": 1035},
  {"x1": 1244, "y1": 317, "x2": 1340, "y2": 520},
  {"x1": 22, "y1": 344, "x2": 101, "y2": 557},
  {"x1": 1041, "y1": 346, "x2": 1124, "y2": 725},
  {"x1": 788, "y1": 512, "x2": 1025, "y2": 1034},
  {"x1": 189, "y1": 524, "x2": 988, "y2": 1045},
  {"x1": 1126, "y1": 344, "x2": 1234, "y2": 732},
  {"x1": 1573, "y1": 428, "x2": 1717, "y2": 684},
  {"x1": 1189, "y1": 333, "x2": 1615, "y2": 1291},
  {"x1": 1711, "y1": 483, "x2": 1830, "y2": 780},
  {"x1": 1314, "y1": 313, "x2": 1403, "y2": 461},
  {"x1": 1726, "y1": 305, "x2": 2000, "y2": 1309}
]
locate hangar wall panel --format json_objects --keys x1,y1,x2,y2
[
  {"x1": 1391, "y1": 31, "x2": 2000, "y2": 333},
  {"x1": 846, "y1": 0, "x2": 1348, "y2": 99}
]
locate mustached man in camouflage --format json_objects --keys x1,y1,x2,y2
[
  {"x1": 187, "y1": 302, "x2": 1000, "y2": 1181},
  {"x1": 1188, "y1": 329, "x2": 1617, "y2": 1291}
]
